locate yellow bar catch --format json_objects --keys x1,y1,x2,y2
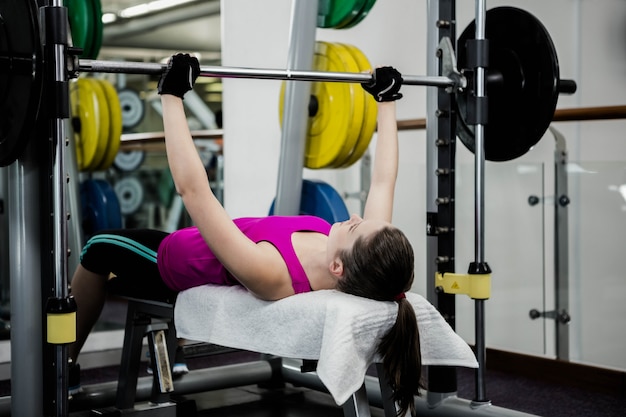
[
  {"x1": 46, "y1": 296, "x2": 78, "y2": 345},
  {"x1": 435, "y1": 272, "x2": 491, "y2": 300},
  {"x1": 47, "y1": 312, "x2": 77, "y2": 344}
]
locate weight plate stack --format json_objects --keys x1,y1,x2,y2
[
  {"x1": 114, "y1": 176, "x2": 144, "y2": 215},
  {"x1": 92, "y1": 79, "x2": 122, "y2": 171},
  {"x1": 71, "y1": 78, "x2": 101, "y2": 170},
  {"x1": 279, "y1": 42, "x2": 375, "y2": 169},
  {"x1": 70, "y1": 78, "x2": 123, "y2": 171},
  {"x1": 336, "y1": 43, "x2": 377, "y2": 168},
  {"x1": 80, "y1": 179, "x2": 122, "y2": 238},
  {"x1": 117, "y1": 89, "x2": 145, "y2": 129},
  {"x1": 323, "y1": 42, "x2": 365, "y2": 168}
]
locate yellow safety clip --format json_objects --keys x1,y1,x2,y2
[
  {"x1": 46, "y1": 296, "x2": 77, "y2": 345},
  {"x1": 435, "y1": 272, "x2": 491, "y2": 300}
]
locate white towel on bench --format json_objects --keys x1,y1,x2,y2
[{"x1": 174, "y1": 285, "x2": 478, "y2": 405}]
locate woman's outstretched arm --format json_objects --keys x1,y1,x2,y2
[
  {"x1": 361, "y1": 67, "x2": 403, "y2": 222},
  {"x1": 159, "y1": 54, "x2": 292, "y2": 299}
]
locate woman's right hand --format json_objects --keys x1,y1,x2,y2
[{"x1": 157, "y1": 53, "x2": 201, "y2": 99}]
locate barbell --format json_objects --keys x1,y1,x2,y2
[
  {"x1": 74, "y1": 59, "x2": 457, "y2": 88},
  {"x1": 0, "y1": 2, "x2": 575, "y2": 167}
]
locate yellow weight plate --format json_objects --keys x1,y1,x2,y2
[
  {"x1": 279, "y1": 41, "x2": 352, "y2": 169},
  {"x1": 337, "y1": 44, "x2": 377, "y2": 168},
  {"x1": 93, "y1": 79, "x2": 122, "y2": 171},
  {"x1": 324, "y1": 42, "x2": 365, "y2": 168},
  {"x1": 70, "y1": 78, "x2": 100, "y2": 171},
  {"x1": 86, "y1": 78, "x2": 110, "y2": 171}
]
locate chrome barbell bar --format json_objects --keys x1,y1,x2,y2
[{"x1": 76, "y1": 59, "x2": 460, "y2": 88}]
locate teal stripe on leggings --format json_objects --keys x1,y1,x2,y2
[{"x1": 80, "y1": 234, "x2": 158, "y2": 263}]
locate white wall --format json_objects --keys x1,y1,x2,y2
[{"x1": 221, "y1": 0, "x2": 626, "y2": 371}]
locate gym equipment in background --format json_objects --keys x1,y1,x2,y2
[
  {"x1": 279, "y1": 42, "x2": 377, "y2": 169},
  {"x1": 80, "y1": 179, "x2": 123, "y2": 239},
  {"x1": 317, "y1": 0, "x2": 378, "y2": 29},
  {"x1": 269, "y1": 179, "x2": 350, "y2": 224},
  {"x1": 0, "y1": 4, "x2": 576, "y2": 167},
  {"x1": 70, "y1": 77, "x2": 122, "y2": 171}
]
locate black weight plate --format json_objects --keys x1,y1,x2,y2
[
  {"x1": 0, "y1": 0, "x2": 43, "y2": 166},
  {"x1": 456, "y1": 7, "x2": 560, "y2": 162}
]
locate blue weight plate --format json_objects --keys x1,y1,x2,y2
[
  {"x1": 80, "y1": 179, "x2": 122, "y2": 238},
  {"x1": 269, "y1": 179, "x2": 350, "y2": 224}
]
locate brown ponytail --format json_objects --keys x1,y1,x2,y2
[
  {"x1": 376, "y1": 298, "x2": 422, "y2": 417},
  {"x1": 336, "y1": 226, "x2": 422, "y2": 416}
]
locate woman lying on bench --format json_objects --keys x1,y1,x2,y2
[{"x1": 69, "y1": 54, "x2": 421, "y2": 416}]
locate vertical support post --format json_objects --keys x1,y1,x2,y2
[
  {"x1": 0, "y1": 169, "x2": 8, "y2": 304},
  {"x1": 41, "y1": 2, "x2": 75, "y2": 416},
  {"x1": 425, "y1": 0, "x2": 458, "y2": 400},
  {"x1": 469, "y1": 0, "x2": 491, "y2": 406},
  {"x1": 552, "y1": 128, "x2": 570, "y2": 360},
  {"x1": 9, "y1": 146, "x2": 44, "y2": 417},
  {"x1": 273, "y1": 0, "x2": 318, "y2": 215}
]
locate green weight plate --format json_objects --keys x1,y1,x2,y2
[
  {"x1": 456, "y1": 7, "x2": 560, "y2": 162},
  {"x1": 65, "y1": 0, "x2": 94, "y2": 58},
  {"x1": 89, "y1": 0, "x2": 103, "y2": 59},
  {"x1": 269, "y1": 179, "x2": 350, "y2": 224},
  {"x1": 0, "y1": 0, "x2": 44, "y2": 166},
  {"x1": 338, "y1": 0, "x2": 377, "y2": 29},
  {"x1": 318, "y1": 0, "x2": 366, "y2": 29}
]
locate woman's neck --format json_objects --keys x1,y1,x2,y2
[{"x1": 292, "y1": 231, "x2": 337, "y2": 291}]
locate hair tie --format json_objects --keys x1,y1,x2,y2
[{"x1": 394, "y1": 292, "x2": 406, "y2": 302}]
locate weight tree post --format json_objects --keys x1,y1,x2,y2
[{"x1": 273, "y1": 0, "x2": 318, "y2": 216}]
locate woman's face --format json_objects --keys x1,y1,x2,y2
[{"x1": 326, "y1": 214, "x2": 389, "y2": 263}]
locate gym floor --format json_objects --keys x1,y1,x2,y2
[{"x1": 50, "y1": 351, "x2": 625, "y2": 417}]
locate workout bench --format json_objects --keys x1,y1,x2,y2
[
  {"x1": 91, "y1": 297, "x2": 195, "y2": 416},
  {"x1": 90, "y1": 296, "x2": 402, "y2": 417},
  {"x1": 87, "y1": 286, "x2": 478, "y2": 417}
]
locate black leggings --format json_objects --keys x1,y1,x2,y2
[{"x1": 78, "y1": 229, "x2": 177, "y2": 303}]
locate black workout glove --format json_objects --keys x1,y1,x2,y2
[
  {"x1": 158, "y1": 53, "x2": 201, "y2": 99},
  {"x1": 361, "y1": 66, "x2": 403, "y2": 102}
]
